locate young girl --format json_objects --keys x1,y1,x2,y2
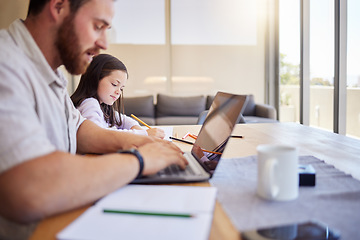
[{"x1": 71, "y1": 54, "x2": 165, "y2": 138}]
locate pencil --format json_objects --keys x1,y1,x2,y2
[
  {"x1": 169, "y1": 137, "x2": 222, "y2": 155},
  {"x1": 188, "y1": 134, "x2": 198, "y2": 140},
  {"x1": 202, "y1": 149, "x2": 222, "y2": 155},
  {"x1": 131, "y1": 114, "x2": 151, "y2": 129},
  {"x1": 103, "y1": 209, "x2": 193, "y2": 218}
]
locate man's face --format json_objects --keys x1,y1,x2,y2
[{"x1": 56, "y1": 0, "x2": 114, "y2": 75}]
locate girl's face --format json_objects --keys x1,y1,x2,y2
[{"x1": 97, "y1": 70, "x2": 128, "y2": 105}]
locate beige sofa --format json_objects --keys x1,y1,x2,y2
[{"x1": 123, "y1": 93, "x2": 277, "y2": 126}]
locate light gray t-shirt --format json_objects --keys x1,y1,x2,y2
[{"x1": 0, "y1": 19, "x2": 85, "y2": 239}]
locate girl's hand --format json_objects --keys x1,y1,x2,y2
[{"x1": 146, "y1": 128, "x2": 165, "y2": 139}]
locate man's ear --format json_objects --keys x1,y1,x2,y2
[{"x1": 49, "y1": 0, "x2": 69, "y2": 22}]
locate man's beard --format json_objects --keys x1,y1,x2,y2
[{"x1": 56, "y1": 15, "x2": 98, "y2": 75}]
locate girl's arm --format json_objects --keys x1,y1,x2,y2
[
  {"x1": 116, "y1": 113, "x2": 165, "y2": 139},
  {"x1": 77, "y1": 99, "x2": 148, "y2": 136},
  {"x1": 116, "y1": 112, "x2": 148, "y2": 135}
]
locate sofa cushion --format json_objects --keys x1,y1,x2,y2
[
  {"x1": 244, "y1": 116, "x2": 278, "y2": 123},
  {"x1": 242, "y1": 94, "x2": 256, "y2": 116},
  {"x1": 207, "y1": 94, "x2": 251, "y2": 114},
  {"x1": 123, "y1": 95, "x2": 155, "y2": 118},
  {"x1": 156, "y1": 116, "x2": 199, "y2": 125},
  {"x1": 206, "y1": 95, "x2": 215, "y2": 110},
  {"x1": 197, "y1": 110, "x2": 246, "y2": 125},
  {"x1": 156, "y1": 94, "x2": 206, "y2": 117}
]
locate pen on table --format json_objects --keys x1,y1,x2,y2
[
  {"x1": 170, "y1": 136, "x2": 194, "y2": 145},
  {"x1": 230, "y1": 135, "x2": 243, "y2": 138},
  {"x1": 170, "y1": 136, "x2": 222, "y2": 155},
  {"x1": 131, "y1": 114, "x2": 151, "y2": 129},
  {"x1": 103, "y1": 209, "x2": 193, "y2": 218}
]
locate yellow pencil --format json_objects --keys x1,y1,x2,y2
[
  {"x1": 131, "y1": 114, "x2": 152, "y2": 129},
  {"x1": 188, "y1": 134, "x2": 197, "y2": 140}
]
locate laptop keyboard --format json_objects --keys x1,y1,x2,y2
[
  {"x1": 156, "y1": 153, "x2": 202, "y2": 177},
  {"x1": 157, "y1": 164, "x2": 195, "y2": 177}
]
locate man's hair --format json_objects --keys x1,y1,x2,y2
[{"x1": 27, "y1": 0, "x2": 91, "y2": 16}]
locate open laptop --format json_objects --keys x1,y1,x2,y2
[{"x1": 132, "y1": 92, "x2": 249, "y2": 184}]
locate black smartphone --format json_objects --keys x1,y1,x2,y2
[{"x1": 241, "y1": 220, "x2": 340, "y2": 240}]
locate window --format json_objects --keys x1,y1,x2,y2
[
  {"x1": 309, "y1": 0, "x2": 334, "y2": 131},
  {"x1": 170, "y1": 0, "x2": 260, "y2": 96},
  {"x1": 346, "y1": 0, "x2": 360, "y2": 139},
  {"x1": 171, "y1": 0, "x2": 257, "y2": 45},
  {"x1": 104, "y1": 0, "x2": 265, "y2": 100},
  {"x1": 112, "y1": 0, "x2": 165, "y2": 44},
  {"x1": 279, "y1": 0, "x2": 300, "y2": 122},
  {"x1": 279, "y1": 0, "x2": 359, "y2": 139}
]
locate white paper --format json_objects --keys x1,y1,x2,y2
[
  {"x1": 57, "y1": 185, "x2": 217, "y2": 240},
  {"x1": 158, "y1": 126, "x2": 173, "y2": 141},
  {"x1": 142, "y1": 126, "x2": 173, "y2": 141}
]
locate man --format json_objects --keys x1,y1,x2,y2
[{"x1": 0, "y1": 0, "x2": 187, "y2": 239}]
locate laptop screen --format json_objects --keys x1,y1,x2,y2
[{"x1": 191, "y1": 92, "x2": 248, "y2": 174}]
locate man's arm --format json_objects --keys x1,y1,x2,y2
[
  {"x1": 0, "y1": 151, "x2": 138, "y2": 223},
  {"x1": 0, "y1": 141, "x2": 187, "y2": 223}
]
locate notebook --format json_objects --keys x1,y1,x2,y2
[
  {"x1": 132, "y1": 91, "x2": 249, "y2": 184},
  {"x1": 57, "y1": 185, "x2": 217, "y2": 240}
]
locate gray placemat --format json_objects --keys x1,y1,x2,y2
[{"x1": 210, "y1": 155, "x2": 360, "y2": 239}]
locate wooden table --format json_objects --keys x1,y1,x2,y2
[{"x1": 30, "y1": 123, "x2": 360, "y2": 240}]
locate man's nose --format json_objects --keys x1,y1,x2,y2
[{"x1": 96, "y1": 31, "x2": 108, "y2": 50}]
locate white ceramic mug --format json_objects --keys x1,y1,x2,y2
[{"x1": 257, "y1": 144, "x2": 299, "y2": 201}]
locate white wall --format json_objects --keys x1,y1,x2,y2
[
  {"x1": 0, "y1": 0, "x2": 28, "y2": 29},
  {"x1": 1, "y1": 0, "x2": 267, "y2": 104}
]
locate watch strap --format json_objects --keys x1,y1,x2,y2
[{"x1": 117, "y1": 148, "x2": 144, "y2": 179}]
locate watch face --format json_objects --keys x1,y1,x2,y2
[
  {"x1": 129, "y1": 149, "x2": 137, "y2": 154},
  {"x1": 118, "y1": 149, "x2": 136, "y2": 154}
]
